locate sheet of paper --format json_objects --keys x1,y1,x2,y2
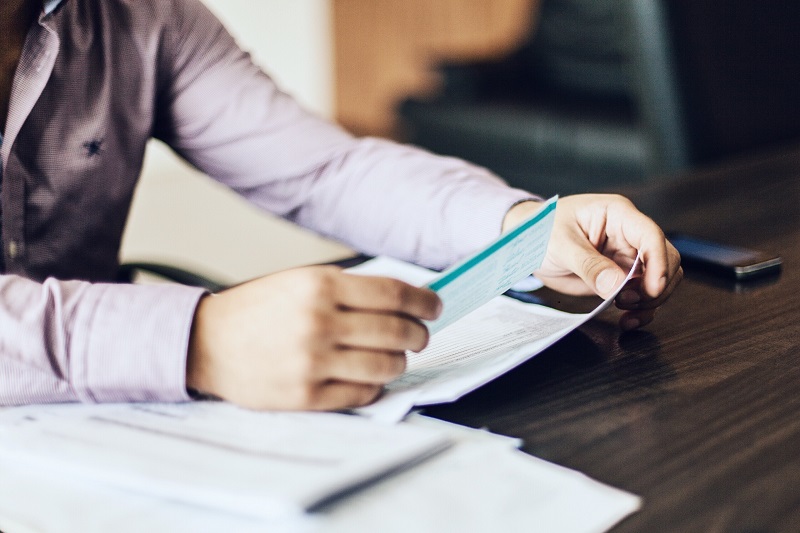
[
  {"x1": 0, "y1": 402, "x2": 450, "y2": 520},
  {"x1": 424, "y1": 196, "x2": 557, "y2": 335},
  {"x1": 350, "y1": 256, "x2": 639, "y2": 422},
  {"x1": 0, "y1": 412, "x2": 640, "y2": 533},
  {"x1": 308, "y1": 438, "x2": 641, "y2": 533}
]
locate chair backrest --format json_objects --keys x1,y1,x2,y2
[
  {"x1": 624, "y1": 0, "x2": 690, "y2": 174},
  {"x1": 523, "y1": 0, "x2": 800, "y2": 173},
  {"x1": 523, "y1": 0, "x2": 633, "y2": 98},
  {"x1": 517, "y1": 0, "x2": 690, "y2": 174},
  {"x1": 410, "y1": 0, "x2": 800, "y2": 183}
]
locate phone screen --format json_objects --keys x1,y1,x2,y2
[
  {"x1": 668, "y1": 233, "x2": 782, "y2": 280},
  {"x1": 668, "y1": 236, "x2": 761, "y2": 266}
]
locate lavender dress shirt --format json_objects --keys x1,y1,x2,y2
[{"x1": 0, "y1": 0, "x2": 533, "y2": 406}]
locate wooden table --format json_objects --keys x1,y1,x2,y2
[{"x1": 425, "y1": 143, "x2": 800, "y2": 532}]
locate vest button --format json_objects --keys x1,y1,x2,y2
[{"x1": 8, "y1": 241, "x2": 19, "y2": 260}]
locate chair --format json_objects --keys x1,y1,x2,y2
[
  {"x1": 398, "y1": 0, "x2": 800, "y2": 196},
  {"x1": 116, "y1": 262, "x2": 226, "y2": 292},
  {"x1": 116, "y1": 255, "x2": 372, "y2": 292}
]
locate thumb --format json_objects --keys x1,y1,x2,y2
[{"x1": 577, "y1": 252, "x2": 627, "y2": 298}]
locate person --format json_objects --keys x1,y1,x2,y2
[{"x1": 0, "y1": 0, "x2": 681, "y2": 411}]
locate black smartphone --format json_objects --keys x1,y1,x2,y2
[{"x1": 667, "y1": 233, "x2": 782, "y2": 280}]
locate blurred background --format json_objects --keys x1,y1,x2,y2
[{"x1": 122, "y1": 0, "x2": 800, "y2": 285}]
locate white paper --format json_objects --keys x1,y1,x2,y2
[
  {"x1": 0, "y1": 413, "x2": 641, "y2": 533},
  {"x1": 0, "y1": 402, "x2": 450, "y2": 520},
  {"x1": 510, "y1": 274, "x2": 545, "y2": 292},
  {"x1": 424, "y1": 196, "x2": 557, "y2": 334},
  {"x1": 350, "y1": 256, "x2": 639, "y2": 422},
  {"x1": 309, "y1": 440, "x2": 642, "y2": 533}
]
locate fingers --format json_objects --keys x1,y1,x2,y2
[
  {"x1": 609, "y1": 199, "x2": 683, "y2": 300},
  {"x1": 556, "y1": 195, "x2": 682, "y2": 299},
  {"x1": 532, "y1": 272, "x2": 598, "y2": 297},
  {"x1": 616, "y1": 266, "x2": 683, "y2": 311},
  {"x1": 582, "y1": 253, "x2": 628, "y2": 298},
  {"x1": 333, "y1": 311, "x2": 430, "y2": 352},
  {"x1": 336, "y1": 273, "x2": 442, "y2": 321},
  {"x1": 634, "y1": 221, "x2": 672, "y2": 299},
  {"x1": 322, "y1": 348, "x2": 407, "y2": 385},
  {"x1": 535, "y1": 194, "x2": 683, "y2": 332},
  {"x1": 556, "y1": 233, "x2": 628, "y2": 299},
  {"x1": 288, "y1": 347, "x2": 404, "y2": 410},
  {"x1": 297, "y1": 382, "x2": 384, "y2": 411}
]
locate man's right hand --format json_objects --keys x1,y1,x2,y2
[{"x1": 186, "y1": 265, "x2": 442, "y2": 411}]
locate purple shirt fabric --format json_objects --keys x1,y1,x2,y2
[{"x1": 0, "y1": 0, "x2": 533, "y2": 406}]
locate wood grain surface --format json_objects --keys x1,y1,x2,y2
[{"x1": 425, "y1": 142, "x2": 800, "y2": 532}]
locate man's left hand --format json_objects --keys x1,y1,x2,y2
[{"x1": 503, "y1": 194, "x2": 683, "y2": 331}]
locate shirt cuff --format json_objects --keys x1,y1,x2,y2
[
  {"x1": 444, "y1": 184, "x2": 543, "y2": 267},
  {"x1": 68, "y1": 282, "x2": 207, "y2": 403}
]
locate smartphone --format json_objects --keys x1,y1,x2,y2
[{"x1": 667, "y1": 233, "x2": 782, "y2": 280}]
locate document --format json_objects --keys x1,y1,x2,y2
[
  {"x1": 0, "y1": 402, "x2": 450, "y2": 520},
  {"x1": 308, "y1": 415, "x2": 642, "y2": 533},
  {"x1": 350, "y1": 256, "x2": 639, "y2": 422},
  {"x1": 0, "y1": 412, "x2": 641, "y2": 533},
  {"x1": 425, "y1": 195, "x2": 557, "y2": 334}
]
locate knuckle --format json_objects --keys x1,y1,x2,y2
[
  {"x1": 612, "y1": 193, "x2": 628, "y2": 203},
  {"x1": 609, "y1": 193, "x2": 632, "y2": 208},
  {"x1": 301, "y1": 267, "x2": 337, "y2": 301},
  {"x1": 298, "y1": 307, "x2": 334, "y2": 341},
  {"x1": 581, "y1": 255, "x2": 608, "y2": 278}
]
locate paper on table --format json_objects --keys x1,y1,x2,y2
[
  {"x1": 425, "y1": 196, "x2": 557, "y2": 335},
  {"x1": 350, "y1": 255, "x2": 640, "y2": 422},
  {"x1": 310, "y1": 418, "x2": 642, "y2": 533},
  {"x1": 0, "y1": 412, "x2": 641, "y2": 533},
  {"x1": 0, "y1": 402, "x2": 451, "y2": 520}
]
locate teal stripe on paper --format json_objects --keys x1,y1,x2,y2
[{"x1": 427, "y1": 198, "x2": 557, "y2": 292}]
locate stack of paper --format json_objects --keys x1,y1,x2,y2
[
  {"x1": 0, "y1": 403, "x2": 450, "y2": 520},
  {"x1": 0, "y1": 406, "x2": 640, "y2": 533}
]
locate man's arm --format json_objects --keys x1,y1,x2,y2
[
  {"x1": 154, "y1": 0, "x2": 681, "y2": 310},
  {"x1": 0, "y1": 274, "x2": 204, "y2": 405},
  {"x1": 154, "y1": 0, "x2": 534, "y2": 271}
]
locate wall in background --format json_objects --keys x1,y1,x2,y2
[
  {"x1": 120, "y1": 0, "x2": 351, "y2": 286},
  {"x1": 201, "y1": 0, "x2": 335, "y2": 118}
]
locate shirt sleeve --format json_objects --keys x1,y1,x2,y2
[
  {"x1": 0, "y1": 274, "x2": 205, "y2": 406},
  {"x1": 154, "y1": 0, "x2": 537, "y2": 271}
]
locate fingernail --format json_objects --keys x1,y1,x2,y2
[
  {"x1": 622, "y1": 317, "x2": 641, "y2": 331},
  {"x1": 596, "y1": 269, "x2": 619, "y2": 294},
  {"x1": 618, "y1": 289, "x2": 640, "y2": 305}
]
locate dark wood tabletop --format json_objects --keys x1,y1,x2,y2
[{"x1": 425, "y1": 142, "x2": 800, "y2": 532}]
